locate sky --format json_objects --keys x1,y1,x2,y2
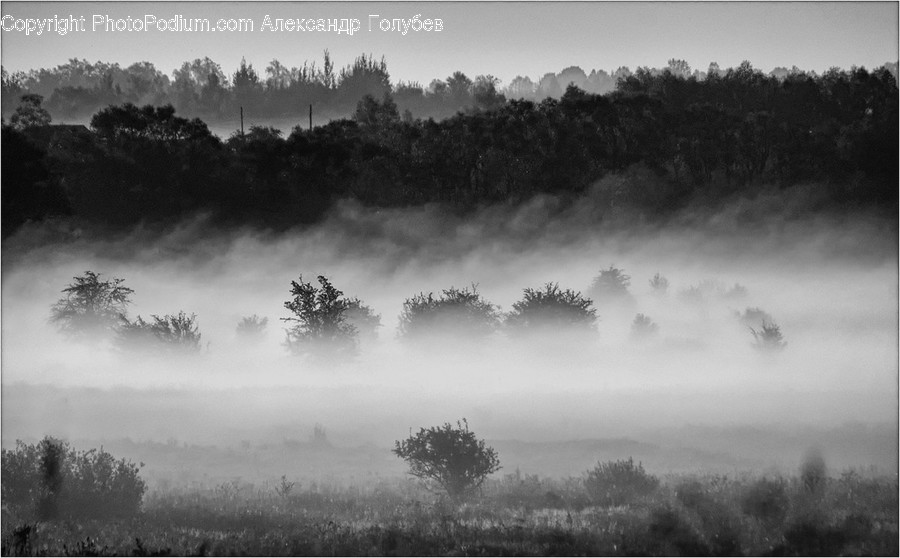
[{"x1": 1, "y1": 2, "x2": 898, "y2": 87}]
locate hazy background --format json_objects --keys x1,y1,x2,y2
[{"x1": 2, "y1": 196, "x2": 897, "y2": 482}]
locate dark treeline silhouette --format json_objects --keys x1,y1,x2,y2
[{"x1": 2, "y1": 60, "x2": 897, "y2": 238}]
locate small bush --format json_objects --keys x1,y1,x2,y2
[
  {"x1": 50, "y1": 271, "x2": 133, "y2": 339},
  {"x1": 282, "y1": 275, "x2": 360, "y2": 359},
  {"x1": 118, "y1": 311, "x2": 201, "y2": 353},
  {"x1": 584, "y1": 457, "x2": 659, "y2": 507},
  {"x1": 736, "y1": 307, "x2": 774, "y2": 329},
  {"x1": 588, "y1": 265, "x2": 632, "y2": 301},
  {"x1": 630, "y1": 313, "x2": 659, "y2": 340},
  {"x1": 1, "y1": 437, "x2": 146, "y2": 521},
  {"x1": 751, "y1": 320, "x2": 786, "y2": 351},
  {"x1": 236, "y1": 315, "x2": 268, "y2": 340},
  {"x1": 344, "y1": 298, "x2": 381, "y2": 341},
  {"x1": 649, "y1": 272, "x2": 669, "y2": 295},
  {"x1": 398, "y1": 286, "x2": 500, "y2": 340},
  {"x1": 504, "y1": 283, "x2": 596, "y2": 333},
  {"x1": 393, "y1": 419, "x2": 501, "y2": 500},
  {"x1": 800, "y1": 448, "x2": 827, "y2": 493}
]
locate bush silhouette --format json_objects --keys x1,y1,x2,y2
[
  {"x1": 118, "y1": 311, "x2": 201, "y2": 353},
  {"x1": 504, "y1": 283, "x2": 596, "y2": 333},
  {"x1": 393, "y1": 419, "x2": 501, "y2": 500},
  {"x1": 1, "y1": 437, "x2": 146, "y2": 521},
  {"x1": 649, "y1": 272, "x2": 669, "y2": 295},
  {"x1": 50, "y1": 271, "x2": 133, "y2": 339},
  {"x1": 398, "y1": 285, "x2": 500, "y2": 340},
  {"x1": 282, "y1": 275, "x2": 360, "y2": 358},
  {"x1": 236, "y1": 314, "x2": 268, "y2": 340},
  {"x1": 344, "y1": 298, "x2": 381, "y2": 341},
  {"x1": 630, "y1": 313, "x2": 659, "y2": 340},
  {"x1": 584, "y1": 457, "x2": 659, "y2": 507},
  {"x1": 750, "y1": 320, "x2": 786, "y2": 351},
  {"x1": 589, "y1": 265, "x2": 634, "y2": 306}
]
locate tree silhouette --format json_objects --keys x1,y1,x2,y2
[{"x1": 393, "y1": 419, "x2": 501, "y2": 500}]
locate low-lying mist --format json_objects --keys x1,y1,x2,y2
[{"x1": 2, "y1": 192, "x2": 897, "y2": 478}]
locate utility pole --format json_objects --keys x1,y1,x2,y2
[
  {"x1": 240, "y1": 106, "x2": 244, "y2": 138},
  {"x1": 309, "y1": 104, "x2": 313, "y2": 131}
]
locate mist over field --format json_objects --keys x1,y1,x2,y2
[{"x1": 2, "y1": 194, "x2": 896, "y2": 480}]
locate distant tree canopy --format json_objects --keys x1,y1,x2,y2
[{"x1": 1, "y1": 59, "x2": 896, "y2": 238}]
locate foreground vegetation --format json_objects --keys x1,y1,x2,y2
[
  {"x1": 2, "y1": 438, "x2": 897, "y2": 556},
  {"x1": 3, "y1": 469, "x2": 896, "y2": 556}
]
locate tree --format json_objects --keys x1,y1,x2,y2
[
  {"x1": 630, "y1": 313, "x2": 659, "y2": 340},
  {"x1": 282, "y1": 275, "x2": 359, "y2": 358},
  {"x1": 50, "y1": 271, "x2": 134, "y2": 338},
  {"x1": 10, "y1": 94, "x2": 51, "y2": 130},
  {"x1": 398, "y1": 285, "x2": 501, "y2": 340},
  {"x1": 504, "y1": 283, "x2": 596, "y2": 333},
  {"x1": 751, "y1": 320, "x2": 786, "y2": 351},
  {"x1": 118, "y1": 311, "x2": 202, "y2": 353},
  {"x1": 584, "y1": 457, "x2": 659, "y2": 507},
  {"x1": 1, "y1": 437, "x2": 146, "y2": 521},
  {"x1": 393, "y1": 419, "x2": 501, "y2": 500},
  {"x1": 589, "y1": 265, "x2": 633, "y2": 303},
  {"x1": 236, "y1": 314, "x2": 268, "y2": 341}
]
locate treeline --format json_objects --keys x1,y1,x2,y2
[
  {"x1": 2, "y1": 60, "x2": 897, "y2": 238},
  {"x1": 1, "y1": 53, "x2": 511, "y2": 124},
  {"x1": 7, "y1": 54, "x2": 896, "y2": 125}
]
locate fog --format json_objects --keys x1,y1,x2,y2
[{"x1": 2, "y1": 195, "x2": 897, "y2": 478}]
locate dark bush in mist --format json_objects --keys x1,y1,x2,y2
[
  {"x1": 504, "y1": 283, "x2": 597, "y2": 333},
  {"x1": 236, "y1": 314, "x2": 268, "y2": 341},
  {"x1": 800, "y1": 448, "x2": 827, "y2": 493},
  {"x1": 344, "y1": 298, "x2": 382, "y2": 341},
  {"x1": 118, "y1": 311, "x2": 202, "y2": 354},
  {"x1": 1, "y1": 437, "x2": 146, "y2": 521},
  {"x1": 49, "y1": 271, "x2": 134, "y2": 339},
  {"x1": 630, "y1": 313, "x2": 660, "y2": 341},
  {"x1": 393, "y1": 419, "x2": 501, "y2": 500},
  {"x1": 751, "y1": 320, "x2": 787, "y2": 351},
  {"x1": 584, "y1": 457, "x2": 659, "y2": 507},
  {"x1": 588, "y1": 265, "x2": 634, "y2": 306},
  {"x1": 736, "y1": 307, "x2": 774, "y2": 328},
  {"x1": 649, "y1": 272, "x2": 669, "y2": 295},
  {"x1": 398, "y1": 286, "x2": 501, "y2": 340},
  {"x1": 282, "y1": 275, "x2": 360, "y2": 358}
]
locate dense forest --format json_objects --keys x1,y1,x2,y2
[{"x1": 2, "y1": 57, "x2": 897, "y2": 239}]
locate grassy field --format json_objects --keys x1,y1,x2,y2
[{"x1": 3, "y1": 465, "x2": 897, "y2": 556}]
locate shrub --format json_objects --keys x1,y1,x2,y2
[
  {"x1": 393, "y1": 419, "x2": 501, "y2": 500},
  {"x1": 741, "y1": 477, "x2": 789, "y2": 524},
  {"x1": 584, "y1": 457, "x2": 659, "y2": 507},
  {"x1": 736, "y1": 307, "x2": 774, "y2": 329},
  {"x1": 800, "y1": 448, "x2": 827, "y2": 493},
  {"x1": 589, "y1": 265, "x2": 632, "y2": 301},
  {"x1": 344, "y1": 298, "x2": 381, "y2": 341},
  {"x1": 630, "y1": 313, "x2": 659, "y2": 340},
  {"x1": 504, "y1": 283, "x2": 596, "y2": 333},
  {"x1": 398, "y1": 286, "x2": 500, "y2": 340},
  {"x1": 236, "y1": 314, "x2": 268, "y2": 340},
  {"x1": 750, "y1": 320, "x2": 786, "y2": 351},
  {"x1": 282, "y1": 275, "x2": 359, "y2": 358},
  {"x1": 649, "y1": 273, "x2": 669, "y2": 295},
  {"x1": 118, "y1": 311, "x2": 201, "y2": 353},
  {"x1": 1, "y1": 437, "x2": 146, "y2": 521},
  {"x1": 50, "y1": 271, "x2": 133, "y2": 338}
]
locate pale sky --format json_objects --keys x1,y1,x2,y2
[{"x1": 1, "y1": 2, "x2": 898, "y2": 86}]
